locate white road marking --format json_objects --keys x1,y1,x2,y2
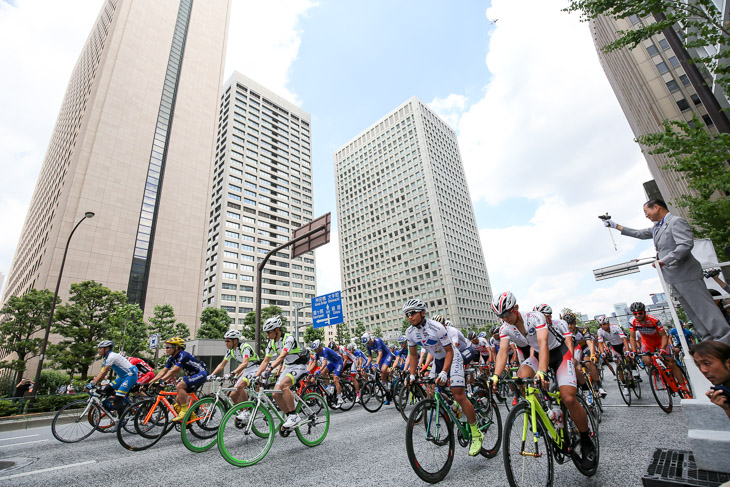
[
  {"x1": 0, "y1": 434, "x2": 39, "y2": 442},
  {"x1": 0, "y1": 439, "x2": 49, "y2": 448},
  {"x1": 0, "y1": 460, "x2": 96, "y2": 480}
]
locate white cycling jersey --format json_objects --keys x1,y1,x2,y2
[
  {"x1": 406, "y1": 319, "x2": 453, "y2": 360},
  {"x1": 446, "y1": 325, "x2": 470, "y2": 352},
  {"x1": 499, "y1": 311, "x2": 568, "y2": 352},
  {"x1": 597, "y1": 325, "x2": 626, "y2": 346},
  {"x1": 103, "y1": 352, "x2": 136, "y2": 378},
  {"x1": 473, "y1": 337, "x2": 490, "y2": 355}
]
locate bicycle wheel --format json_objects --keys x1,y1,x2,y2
[
  {"x1": 51, "y1": 400, "x2": 100, "y2": 443},
  {"x1": 405, "y1": 399, "x2": 455, "y2": 484},
  {"x1": 181, "y1": 396, "x2": 227, "y2": 452},
  {"x1": 503, "y1": 402, "x2": 553, "y2": 487},
  {"x1": 295, "y1": 392, "x2": 330, "y2": 447},
  {"x1": 117, "y1": 398, "x2": 169, "y2": 451},
  {"x1": 399, "y1": 383, "x2": 427, "y2": 422},
  {"x1": 649, "y1": 367, "x2": 673, "y2": 413},
  {"x1": 565, "y1": 395, "x2": 600, "y2": 477},
  {"x1": 90, "y1": 401, "x2": 115, "y2": 432},
  {"x1": 632, "y1": 369, "x2": 642, "y2": 398},
  {"x1": 472, "y1": 389, "x2": 502, "y2": 458},
  {"x1": 338, "y1": 382, "x2": 356, "y2": 412},
  {"x1": 498, "y1": 380, "x2": 513, "y2": 411},
  {"x1": 618, "y1": 372, "x2": 632, "y2": 406},
  {"x1": 360, "y1": 381, "x2": 385, "y2": 413},
  {"x1": 217, "y1": 402, "x2": 275, "y2": 467},
  {"x1": 583, "y1": 386, "x2": 603, "y2": 423}
]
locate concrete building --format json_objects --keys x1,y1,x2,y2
[
  {"x1": 2, "y1": 0, "x2": 230, "y2": 332},
  {"x1": 613, "y1": 302, "x2": 630, "y2": 327},
  {"x1": 590, "y1": 13, "x2": 721, "y2": 218},
  {"x1": 202, "y1": 73, "x2": 316, "y2": 337},
  {"x1": 334, "y1": 97, "x2": 496, "y2": 339}
]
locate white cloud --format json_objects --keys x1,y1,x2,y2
[{"x1": 427, "y1": 94, "x2": 468, "y2": 129}]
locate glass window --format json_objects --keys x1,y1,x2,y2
[
  {"x1": 656, "y1": 62, "x2": 669, "y2": 74},
  {"x1": 665, "y1": 80, "x2": 680, "y2": 92},
  {"x1": 668, "y1": 56, "x2": 680, "y2": 68},
  {"x1": 676, "y1": 98, "x2": 690, "y2": 111},
  {"x1": 679, "y1": 74, "x2": 691, "y2": 86},
  {"x1": 646, "y1": 45, "x2": 659, "y2": 57},
  {"x1": 659, "y1": 38, "x2": 670, "y2": 50}
]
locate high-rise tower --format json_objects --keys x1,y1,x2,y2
[
  {"x1": 335, "y1": 97, "x2": 496, "y2": 339},
  {"x1": 2, "y1": 0, "x2": 230, "y2": 330}
]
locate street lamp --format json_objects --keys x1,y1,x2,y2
[{"x1": 30, "y1": 211, "x2": 95, "y2": 399}]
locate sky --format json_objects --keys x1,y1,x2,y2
[{"x1": 0, "y1": 0, "x2": 667, "y2": 319}]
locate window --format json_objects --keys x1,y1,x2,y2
[
  {"x1": 659, "y1": 38, "x2": 670, "y2": 50},
  {"x1": 690, "y1": 93, "x2": 701, "y2": 106},
  {"x1": 656, "y1": 62, "x2": 669, "y2": 74},
  {"x1": 679, "y1": 74, "x2": 690, "y2": 86},
  {"x1": 668, "y1": 56, "x2": 680, "y2": 68},
  {"x1": 221, "y1": 294, "x2": 236, "y2": 301},
  {"x1": 646, "y1": 45, "x2": 659, "y2": 57},
  {"x1": 224, "y1": 261, "x2": 238, "y2": 269},
  {"x1": 665, "y1": 79, "x2": 680, "y2": 93},
  {"x1": 676, "y1": 98, "x2": 690, "y2": 111},
  {"x1": 222, "y1": 272, "x2": 237, "y2": 279}
]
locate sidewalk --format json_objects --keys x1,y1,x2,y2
[{"x1": 0, "y1": 412, "x2": 55, "y2": 432}]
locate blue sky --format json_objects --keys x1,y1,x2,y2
[{"x1": 1, "y1": 0, "x2": 674, "y2": 319}]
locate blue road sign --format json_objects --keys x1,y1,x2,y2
[
  {"x1": 312, "y1": 291, "x2": 343, "y2": 328},
  {"x1": 149, "y1": 333, "x2": 159, "y2": 350}
]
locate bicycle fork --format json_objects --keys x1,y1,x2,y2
[{"x1": 519, "y1": 406, "x2": 544, "y2": 458}]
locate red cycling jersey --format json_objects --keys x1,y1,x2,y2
[
  {"x1": 128, "y1": 357, "x2": 155, "y2": 384},
  {"x1": 630, "y1": 314, "x2": 664, "y2": 351}
]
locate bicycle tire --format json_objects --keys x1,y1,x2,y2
[
  {"x1": 503, "y1": 402, "x2": 553, "y2": 487},
  {"x1": 584, "y1": 386, "x2": 603, "y2": 423},
  {"x1": 52, "y1": 399, "x2": 100, "y2": 443},
  {"x1": 295, "y1": 392, "x2": 330, "y2": 447},
  {"x1": 618, "y1": 371, "x2": 632, "y2": 406},
  {"x1": 472, "y1": 389, "x2": 502, "y2": 458},
  {"x1": 399, "y1": 382, "x2": 427, "y2": 422},
  {"x1": 649, "y1": 366, "x2": 673, "y2": 413},
  {"x1": 181, "y1": 396, "x2": 227, "y2": 452},
  {"x1": 217, "y1": 401, "x2": 275, "y2": 467},
  {"x1": 360, "y1": 381, "x2": 385, "y2": 413},
  {"x1": 117, "y1": 398, "x2": 168, "y2": 451},
  {"x1": 338, "y1": 382, "x2": 356, "y2": 412},
  {"x1": 565, "y1": 394, "x2": 600, "y2": 477},
  {"x1": 632, "y1": 372, "x2": 642, "y2": 399},
  {"x1": 405, "y1": 399, "x2": 454, "y2": 484}
]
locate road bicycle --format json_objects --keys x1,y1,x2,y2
[
  {"x1": 405, "y1": 378, "x2": 502, "y2": 483},
  {"x1": 577, "y1": 359, "x2": 603, "y2": 424},
  {"x1": 502, "y1": 377, "x2": 599, "y2": 487},
  {"x1": 301, "y1": 373, "x2": 355, "y2": 411},
  {"x1": 615, "y1": 353, "x2": 642, "y2": 406},
  {"x1": 181, "y1": 376, "x2": 238, "y2": 452},
  {"x1": 637, "y1": 352, "x2": 692, "y2": 414},
  {"x1": 51, "y1": 385, "x2": 134, "y2": 443},
  {"x1": 358, "y1": 368, "x2": 387, "y2": 413},
  {"x1": 217, "y1": 382, "x2": 329, "y2": 467}
]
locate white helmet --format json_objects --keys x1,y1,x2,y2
[
  {"x1": 597, "y1": 316, "x2": 609, "y2": 325},
  {"x1": 533, "y1": 304, "x2": 552, "y2": 315},
  {"x1": 311, "y1": 339, "x2": 322, "y2": 349},
  {"x1": 445, "y1": 320, "x2": 453, "y2": 327},
  {"x1": 262, "y1": 316, "x2": 282, "y2": 332},
  {"x1": 361, "y1": 333, "x2": 371, "y2": 344},
  {"x1": 402, "y1": 299, "x2": 426, "y2": 313},
  {"x1": 492, "y1": 291, "x2": 517, "y2": 316},
  {"x1": 224, "y1": 329, "x2": 242, "y2": 340}
]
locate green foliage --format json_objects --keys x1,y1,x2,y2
[
  {"x1": 48, "y1": 281, "x2": 129, "y2": 379},
  {"x1": 401, "y1": 319, "x2": 410, "y2": 333},
  {"x1": 0, "y1": 400, "x2": 20, "y2": 417},
  {"x1": 37, "y1": 369, "x2": 71, "y2": 396},
  {"x1": 107, "y1": 304, "x2": 148, "y2": 357},
  {"x1": 374, "y1": 326, "x2": 383, "y2": 338},
  {"x1": 148, "y1": 304, "x2": 190, "y2": 344},
  {"x1": 637, "y1": 117, "x2": 730, "y2": 256},
  {"x1": 28, "y1": 393, "x2": 88, "y2": 414},
  {"x1": 197, "y1": 307, "x2": 233, "y2": 339},
  {"x1": 303, "y1": 325, "x2": 324, "y2": 344},
  {"x1": 0, "y1": 288, "x2": 55, "y2": 378},
  {"x1": 565, "y1": 0, "x2": 730, "y2": 93},
  {"x1": 242, "y1": 306, "x2": 287, "y2": 340},
  {"x1": 336, "y1": 322, "x2": 351, "y2": 344},
  {"x1": 354, "y1": 320, "x2": 366, "y2": 339}
]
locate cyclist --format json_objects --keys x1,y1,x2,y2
[
  {"x1": 127, "y1": 355, "x2": 155, "y2": 386},
  {"x1": 629, "y1": 301, "x2": 690, "y2": 394},
  {"x1": 669, "y1": 321, "x2": 696, "y2": 359},
  {"x1": 343, "y1": 343, "x2": 362, "y2": 401},
  {"x1": 150, "y1": 337, "x2": 207, "y2": 421},
  {"x1": 403, "y1": 298, "x2": 484, "y2": 456},
  {"x1": 565, "y1": 313, "x2": 605, "y2": 396},
  {"x1": 362, "y1": 332, "x2": 396, "y2": 402},
  {"x1": 254, "y1": 316, "x2": 310, "y2": 429},
  {"x1": 208, "y1": 329, "x2": 260, "y2": 417},
  {"x1": 490, "y1": 291, "x2": 596, "y2": 470},
  {"x1": 87, "y1": 340, "x2": 138, "y2": 429},
  {"x1": 468, "y1": 330, "x2": 490, "y2": 366},
  {"x1": 394, "y1": 335, "x2": 410, "y2": 370},
  {"x1": 309, "y1": 339, "x2": 344, "y2": 408}
]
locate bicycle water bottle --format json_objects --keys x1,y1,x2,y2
[
  {"x1": 326, "y1": 385, "x2": 334, "y2": 395},
  {"x1": 548, "y1": 404, "x2": 563, "y2": 428},
  {"x1": 450, "y1": 401, "x2": 463, "y2": 419}
]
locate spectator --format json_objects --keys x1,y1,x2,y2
[
  {"x1": 66, "y1": 383, "x2": 75, "y2": 395},
  {"x1": 690, "y1": 341, "x2": 730, "y2": 420},
  {"x1": 57, "y1": 384, "x2": 67, "y2": 395},
  {"x1": 14, "y1": 378, "x2": 32, "y2": 398}
]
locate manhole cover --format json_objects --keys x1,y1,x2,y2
[
  {"x1": 0, "y1": 457, "x2": 35, "y2": 472},
  {"x1": 0, "y1": 461, "x2": 15, "y2": 470}
]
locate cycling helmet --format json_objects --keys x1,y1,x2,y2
[
  {"x1": 311, "y1": 339, "x2": 322, "y2": 350},
  {"x1": 467, "y1": 331, "x2": 477, "y2": 340},
  {"x1": 403, "y1": 298, "x2": 427, "y2": 313},
  {"x1": 97, "y1": 340, "x2": 114, "y2": 349},
  {"x1": 492, "y1": 291, "x2": 517, "y2": 316},
  {"x1": 491, "y1": 325, "x2": 500, "y2": 335},
  {"x1": 596, "y1": 316, "x2": 609, "y2": 326},
  {"x1": 347, "y1": 343, "x2": 355, "y2": 352},
  {"x1": 165, "y1": 337, "x2": 185, "y2": 348},
  {"x1": 224, "y1": 329, "x2": 242, "y2": 340},
  {"x1": 445, "y1": 320, "x2": 453, "y2": 327},
  {"x1": 328, "y1": 341, "x2": 336, "y2": 349},
  {"x1": 361, "y1": 333, "x2": 371, "y2": 344},
  {"x1": 478, "y1": 331, "x2": 487, "y2": 338},
  {"x1": 397, "y1": 335, "x2": 407, "y2": 344},
  {"x1": 563, "y1": 312, "x2": 576, "y2": 325},
  {"x1": 432, "y1": 314, "x2": 445, "y2": 324},
  {"x1": 533, "y1": 304, "x2": 552, "y2": 315},
  {"x1": 630, "y1": 302, "x2": 645, "y2": 313},
  {"x1": 262, "y1": 316, "x2": 282, "y2": 332}
]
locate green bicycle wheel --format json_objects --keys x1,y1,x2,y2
[
  {"x1": 295, "y1": 393, "x2": 330, "y2": 447},
  {"x1": 181, "y1": 396, "x2": 227, "y2": 453},
  {"x1": 217, "y1": 401, "x2": 275, "y2": 467}
]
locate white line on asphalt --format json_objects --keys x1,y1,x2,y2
[
  {"x1": 0, "y1": 439, "x2": 49, "y2": 448},
  {"x1": 0, "y1": 460, "x2": 96, "y2": 480},
  {"x1": 601, "y1": 404, "x2": 681, "y2": 407},
  {"x1": 0, "y1": 434, "x2": 39, "y2": 442}
]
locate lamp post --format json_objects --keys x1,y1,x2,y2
[{"x1": 30, "y1": 212, "x2": 95, "y2": 399}]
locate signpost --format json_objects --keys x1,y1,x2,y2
[
  {"x1": 149, "y1": 333, "x2": 159, "y2": 350},
  {"x1": 312, "y1": 291, "x2": 343, "y2": 329}
]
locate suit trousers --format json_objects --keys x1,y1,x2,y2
[{"x1": 672, "y1": 279, "x2": 730, "y2": 345}]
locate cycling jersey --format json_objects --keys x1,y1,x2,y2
[
  {"x1": 265, "y1": 333, "x2": 309, "y2": 365},
  {"x1": 472, "y1": 337, "x2": 490, "y2": 356},
  {"x1": 315, "y1": 346, "x2": 343, "y2": 365},
  {"x1": 128, "y1": 357, "x2": 155, "y2": 384},
  {"x1": 551, "y1": 319, "x2": 571, "y2": 337},
  {"x1": 406, "y1": 319, "x2": 452, "y2": 360},
  {"x1": 366, "y1": 337, "x2": 395, "y2": 367},
  {"x1": 224, "y1": 342, "x2": 260, "y2": 364},
  {"x1": 103, "y1": 352, "x2": 137, "y2": 378},
  {"x1": 165, "y1": 350, "x2": 207, "y2": 376},
  {"x1": 499, "y1": 311, "x2": 567, "y2": 353},
  {"x1": 353, "y1": 349, "x2": 368, "y2": 367},
  {"x1": 597, "y1": 325, "x2": 626, "y2": 346},
  {"x1": 630, "y1": 314, "x2": 664, "y2": 350},
  {"x1": 445, "y1": 325, "x2": 474, "y2": 364},
  {"x1": 669, "y1": 327, "x2": 694, "y2": 347},
  {"x1": 340, "y1": 347, "x2": 356, "y2": 364}
]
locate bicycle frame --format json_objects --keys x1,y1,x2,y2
[
  {"x1": 647, "y1": 354, "x2": 680, "y2": 393},
  {"x1": 243, "y1": 387, "x2": 315, "y2": 431},
  {"x1": 141, "y1": 389, "x2": 199, "y2": 426},
  {"x1": 424, "y1": 385, "x2": 493, "y2": 442},
  {"x1": 520, "y1": 385, "x2": 566, "y2": 453}
]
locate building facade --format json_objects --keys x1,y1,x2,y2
[
  {"x1": 334, "y1": 97, "x2": 496, "y2": 339},
  {"x1": 202, "y1": 73, "x2": 316, "y2": 336},
  {"x1": 2, "y1": 0, "x2": 230, "y2": 331},
  {"x1": 590, "y1": 13, "x2": 721, "y2": 219}
]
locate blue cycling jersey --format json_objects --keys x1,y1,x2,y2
[
  {"x1": 669, "y1": 327, "x2": 693, "y2": 347},
  {"x1": 316, "y1": 346, "x2": 343, "y2": 364},
  {"x1": 367, "y1": 337, "x2": 394, "y2": 358},
  {"x1": 165, "y1": 350, "x2": 207, "y2": 376}
]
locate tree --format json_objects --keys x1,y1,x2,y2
[
  {"x1": 336, "y1": 322, "x2": 351, "y2": 344},
  {"x1": 374, "y1": 326, "x2": 383, "y2": 338},
  {"x1": 565, "y1": 0, "x2": 729, "y2": 93},
  {"x1": 107, "y1": 304, "x2": 148, "y2": 357},
  {"x1": 148, "y1": 304, "x2": 189, "y2": 341},
  {"x1": 401, "y1": 319, "x2": 410, "y2": 334},
  {"x1": 0, "y1": 289, "x2": 55, "y2": 389},
  {"x1": 303, "y1": 325, "x2": 324, "y2": 344},
  {"x1": 48, "y1": 281, "x2": 129, "y2": 379},
  {"x1": 353, "y1": 320, "x2": 366, "y2": 340},
  {"x1": 242, "y1": 306, "x2": 286, "y2": 340},
  {"x1": 197, "y1": 307, "x2": 233, "y2": 339},
  {"x1": 637, "y1": 117, "x2": 730, "y2": 257}
]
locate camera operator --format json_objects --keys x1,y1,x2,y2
[{"x1": 690, "y1": 341, "x2": 730, "y2": 420}]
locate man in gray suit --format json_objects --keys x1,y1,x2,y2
[{"x1": 603, "y1": 199, "x2": 730, "y2": 345}]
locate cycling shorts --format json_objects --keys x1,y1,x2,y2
[
  {"x1": 428, "y1": 349, "x2": 465, "y2": 388},
  {"x1": 610, "y1": 343, "x2": 624, "y2": 357},
  {"x1": 460, "y1": 346, "x2": 475, "y2": 366},
  {"x1": 480, "y1": 354, "x2": 490, "y2": 364},
  {"x1": 523, "y1": 344, "x2": 576, "y2": 388},
  {"x1": 277, "y1": 364, "x2": 308, "y2": 387},
  {"x1": 182, "y1": 370, "x2": 207, "y2": 392},
  {"x1": 641, "y1": 342, "x2": 671, "y2": 355},
  {"x1": 137, "y1": 370, "x2": 155, "y2": 385},
  {"x1": 235, "y1": 364, "x2": 261, "y2": 388},
  {"x1": 573, "y1": 347, "x2": 583, "y2": 362},
  {"x1": 325, "y1": 360, "x2": 344, "y2": 377},
  {"x1": 112, "y1": 367, "x2": 138, "y2": 396},
  {"x1": 378, "y1": 354, "x2": 394, "y2": 369}
]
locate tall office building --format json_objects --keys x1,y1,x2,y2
[
  {"x1": 2, "y1": 0, "x2": 230, "y2": 330},
  {"x1": 334, "y1": 97, "x2": 496, "y2": 339},
  {"x1": 202, "y1": 73, "x2": 316, "y2": 332},
  {"x1": 590, "y1": 14, "x2": 722, "y2": 219},
  {"x1": 613, "y1": 302, "x2": 630, "y2": 327}
]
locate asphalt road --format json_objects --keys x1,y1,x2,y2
[{"x1": 0, "y1": 371, "x2": 691, "y2": 486}]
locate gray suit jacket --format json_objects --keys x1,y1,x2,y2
[{"x1": 620, "y1": 213, "x2": 703, "y2": 284}]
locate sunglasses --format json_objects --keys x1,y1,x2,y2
[
  {"x1": 632, "y1": 311, "x2": 645, "y2": 315},
  {"x1": 405, "y1": 310, "x2": 420, "y2": 317},
  {"x1": 165, "y1": 345, "x2": 175, "y2": 349},
  {"x1": 497, "y1": 309, "x2": 513, "y2": 319}
]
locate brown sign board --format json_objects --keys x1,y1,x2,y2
[{"x1": 292, "y1": 212, "x2": 331, "y2": 259}]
